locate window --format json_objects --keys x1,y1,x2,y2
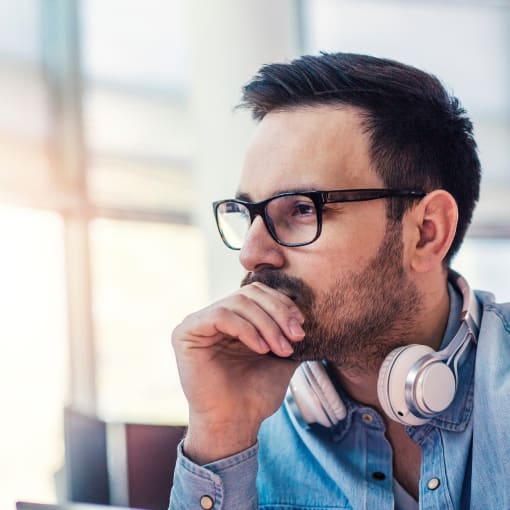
[
  {"x1": 305, "y1": 0, "x2": 510, "y2": 296},
  {"x1": 81, "y1": 0, "x2": 205, "y2": 423},
  {"x1": 90, "y1": 219, "x2": 208, "y2": 423},
  {"x1": 1, "y1": 1, "x2": 206, "y2": 507},
  {"x1": 0, "y1": 206, "x2": 67, "y2": 509}
]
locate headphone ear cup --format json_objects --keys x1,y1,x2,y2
[
  {"x1": 304, "y1": 362, "x2": 347, "y2": 425},
  {"x1": 377, "y1": 345, "x2": 434, "y2": 426},
  {"x1": 288, "y1": 361, "x2": 346, "y2": 428},
  {"x1": 412, "y1": 360, "x2": 457, "y2": 415}
]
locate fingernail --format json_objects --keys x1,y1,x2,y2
[
  {"x1": 280, "y1": 336, "x2": 293, "y2": 354},
  {"x1": 289, "y1": 318, "x2": 305, "y2": 337},
  {"x1": 258, "y1": 338, "x2": 270, "y2": 352}
]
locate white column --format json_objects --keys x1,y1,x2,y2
[
  {"x1": 186, "y1": 0, "x2": 300, "y2": 299},
  {"x1": 43, "y1": 0, "x2": 97, "y2": 414}
]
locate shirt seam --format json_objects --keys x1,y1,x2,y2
[
  {"x1": 438, "y1": 429, "x2": 456, "y2": 510},
  {"x1": 484, "y1": 304, "x2": 510, "y2": 334},
  {"x1": 179, "y1": 455, "x2": 218, "y2": 482},
  {"x1": 206, "y1": 444, "x2": 258, "y2": 472}
]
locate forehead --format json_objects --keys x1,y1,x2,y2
[{"x1": 238, "y1": 105, "x2": 382, "y2": 200}]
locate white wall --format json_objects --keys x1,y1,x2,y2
[{"x1": 185, "y1": 0, "x2": 301, "y2": 299}]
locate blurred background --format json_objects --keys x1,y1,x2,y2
[{"x1": 0, "y1": 0, "x2": 509, "y2": 508}]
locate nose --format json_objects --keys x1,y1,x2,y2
[{"x1": 239, "y1": 215, "x2": 285, "y2": 272}]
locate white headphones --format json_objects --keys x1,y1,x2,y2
[{"x1": 286, "y1": 271, "x2": 481, "y2": 427}]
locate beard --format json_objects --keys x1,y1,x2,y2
[{"x1": 241, "y1": 220, "x2": 422, "y2": 373}]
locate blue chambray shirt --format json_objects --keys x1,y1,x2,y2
[{"x1": 169, "y1": 286, "x2": 510, "y2": 509}]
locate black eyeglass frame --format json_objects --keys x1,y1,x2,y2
[{"x1": 212, "y1": 188, "x2": 426, "y2": 250}]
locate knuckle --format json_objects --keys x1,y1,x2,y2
[
  {"x1": 239, "y1": 321, "x2": 256, "y2": 339},
  {"x1": 264, "y1": 321, "x2": 283, "y2": 342},
  {"x1": 170, "y1": 323, "x2": 192, "y2": 353},
  {"x1": 171, "y1": 319, "x2": 186, "y2": 344},
  {"x1": 210, "y1": 305, "x2": 229, "y2": 322},
  {"x1": 235, "y1": 292, "x2": 252, "y2": 306},
  {"x1": 250, "y1": 281, "x2": 266, "y2": 291},
  {"x1": 277, "y1": 299, "x2": 293, "y2": 315},
  {"x1": 267, "y1": 300, "x2": 292, "y2": 324}
]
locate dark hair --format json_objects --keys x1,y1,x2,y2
[{"x1": 240, "y1": 52, "x2": 481, "y2": 263}]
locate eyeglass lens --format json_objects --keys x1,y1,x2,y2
[
  {"x1": 216, "y1": 201, "x2": 251, "y2": 249},
  {"x1": 217, "y1": 195, "x2": 319, "y2": 249}
]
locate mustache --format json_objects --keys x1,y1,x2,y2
[{"x1": 241, "y1": 271, "x2": 315, "y2": 309}]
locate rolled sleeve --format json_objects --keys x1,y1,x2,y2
[{"x1": 169, "y1": 440, "x2": 259, "y2": 510}]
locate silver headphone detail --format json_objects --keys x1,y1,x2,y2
[{"x1": 286, "y1": 271, "x2": 480, "y2": 428}]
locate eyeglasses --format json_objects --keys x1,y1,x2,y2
[{"x1": 213, "y1": 188, "x2": 426, "y2": 250}]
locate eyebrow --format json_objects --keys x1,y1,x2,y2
[
  {"x1": 235, "y1": 191, "x2": 252, "y2": 201},
  {"x1": 235, "y1": 187, "x2": 320, "y2": 202}
]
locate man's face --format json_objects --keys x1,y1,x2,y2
[{"x1": 238, "y1": 106, "x2": 421, "y2": 371}]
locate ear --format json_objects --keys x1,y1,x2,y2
[{"x1": 407, "y1": 190, "x2": 458, "y2": 273}]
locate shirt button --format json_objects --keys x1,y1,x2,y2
[
  {"x1": 200, "y1": 495, "x2": 215, "y2": 509},
  {"x1": 372, "y1": 471, "x2": 386, "y2": 481},
  {"x1": 427, "y1": 477, "x2": 441, "y2": 490},
  {"x1": 362, "y1": 413, "x2": 373, "y2": 424}
]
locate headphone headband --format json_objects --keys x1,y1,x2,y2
[{"x1": 451, "y1": 270, "x2": 480, "y2": 341}]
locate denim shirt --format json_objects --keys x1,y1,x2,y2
[{"x1": 169, "y1": 288, "x2": 510, "y2": 510}]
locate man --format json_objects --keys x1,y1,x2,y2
[{"x1": 169, "y1": 53, "x2": 510, "y2": 509}]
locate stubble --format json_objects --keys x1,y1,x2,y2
[{"x1": 241, "y1": 221, "x2": 422, "y2": 373}]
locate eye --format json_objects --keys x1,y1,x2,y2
[
  {"x1": 224, "y1": 202, "x2": 249, "y2": 218},
  {"x1": 225, "y1": 202, "x2": 243, "y2": 213},
  {"x1": 292, "y1": 202, "x2": 315, "y2": 216}
]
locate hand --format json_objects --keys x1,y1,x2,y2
[{"x1": 171, "y1": 281, "x2": 305, "y2": 464}]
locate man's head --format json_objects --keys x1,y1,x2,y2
[
  {"x1": 239, "y1": 52, "x2": 481, "y2": 263},
  {"x1": 228, "y1": 53, "x2": 481, "y2": 370}
]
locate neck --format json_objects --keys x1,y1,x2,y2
[{"x1": 330, "y1": 276, "x2": 451, "y2": 409}]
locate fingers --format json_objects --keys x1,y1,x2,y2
[
  {"x1": 239, "y1": 283, "x2": 305, "y2": 341},
  {"x1": 174, "y1": 303, "x2": 275, "y2": 356},
  {"x1": 224, "y1": 294, "x2": 302, "y2": 357},
  {"x1": 249, "y1": 282, "x2": 304, "y2": 320},
  {"x1": 175, "y1": 282, "x2": 306, "y2": 358}
]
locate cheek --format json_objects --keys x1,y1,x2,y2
[
  {"x1": 293, "y1": 234, "x2": 382, "y2": 283},
  {"x1": 286, "y1": 205, "x2": 388, "y2": 292},
  {"x1": 285, "y1": 247, "x2": 354, "y2": 302}
]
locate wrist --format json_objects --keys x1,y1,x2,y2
[{"x1": 183, "y1": 419, "x2": 259, "y2": 465}]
